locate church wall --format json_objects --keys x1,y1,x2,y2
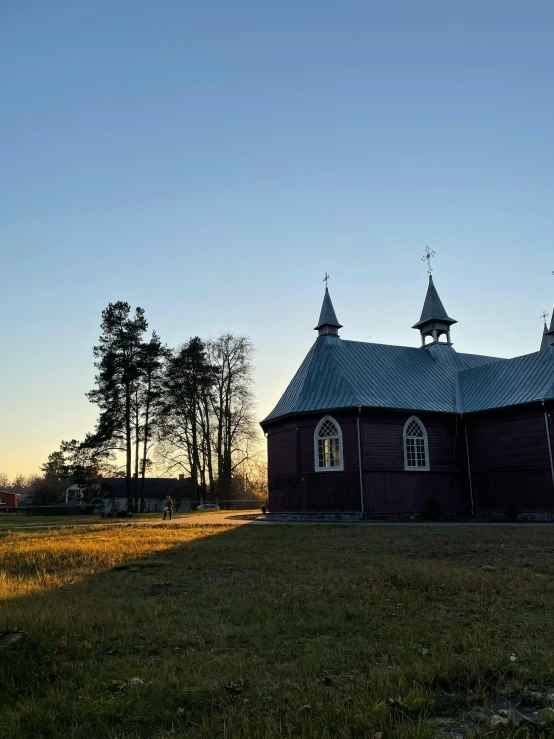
[
  {"x1": 361, "y1": 410, "x2": 459, "y2": 471},
  {"x1": 265, "y1": 409, "x2": 469, "y2": 515},
  {"x1": 266, "y1": 410, "x2": 361, "y2": 512},
  {"x1": 466, "y1": 403, "x2": 554, "y2": 513},
  {"x1": 267, "y1": 425, "x2": 297, "y2": 478},
  {"x1": 362, "y1": 471, "x2": 466, "y2": 516},
  {"x1": 297, "y1": 412, "x2": 359, "y2": 474},
  {"x1": 265, "y1": 403, "x2": 554, "y2": 516},
  {"x1": 360, "y1": 409, "x2": 467, "y2": 516}
]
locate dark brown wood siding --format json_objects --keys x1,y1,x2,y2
[
  {"x1": 267, "y1": 427, "x2": 297, "y2": 478},
  {"x1": 266, "y1": 409, "x2": 468, "y2": 514},
  {"x1": 360, "y1": 410, "x2": 466, "y2": 514},
  {"x1": 466, "y1": 404, "x2": 554, "y2": 512},
  {"x1": 265, "y1": 404, "x2": 554, "y2": 516},
  {"x1": 268, "y1": 473, "x2": 361, "y2": 512},
  {"x1": 267, "y1": 411, "x2": 361, "y2": 512},
  {"x1": 363, "y1": 471, "x2": 465, "y2": 515},
  {"x1": 361, "y1": 411, "x2": 458, "y2": 472}
]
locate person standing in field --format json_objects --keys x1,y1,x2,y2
[{"x1": 163, "y1": 495, "x2": 174, "y2": 521}]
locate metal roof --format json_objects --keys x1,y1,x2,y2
[
  {"x1": 459, "y1": 349, "x2": 554, "y2": 412},
  {"x1": 315, "y1": 289, "x2": 342, "y2": 330},
  {"x1": 261, "y1": 336, "x2": 554, "y2": 424},
  {"x1": 412, "y1": 275, "x2": 456, "y2": 329}
]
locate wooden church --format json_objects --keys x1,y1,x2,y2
[{"x1": 261, "y1": 268, "x2": 554, "y2": 519}]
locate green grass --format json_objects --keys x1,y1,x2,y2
[{"x1": 2, "y1": 524, "x2": 554, "y2": 738}]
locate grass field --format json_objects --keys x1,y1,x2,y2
[
  {"x1": 2, "y1": 523, "x2": 554, "y2": 738},
  {"x1": 0, "y1": 510, "x2": 212, "y2": 531}
]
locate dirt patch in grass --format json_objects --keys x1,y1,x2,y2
[{"x1": 2, "y1": 525, "x2": 554, "y2": 737}]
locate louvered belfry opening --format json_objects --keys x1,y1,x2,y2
[{"x1": 412, "y1": 275, "x2": 457, "y2": 347}]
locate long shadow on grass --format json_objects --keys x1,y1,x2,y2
[{"x1": 3, "y1": 523, "x2": 554, "y2": 739}]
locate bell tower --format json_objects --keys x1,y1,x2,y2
[
  {"x1": 314, "y1": 273, "x2": 342, "y2": 338},
  {"x1": 412, "y1": 247, "x2": 457, "y2": 347}
]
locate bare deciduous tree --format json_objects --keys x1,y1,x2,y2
[{"x1": 157, "y1": 333, "x2": 259, "y2": 499}]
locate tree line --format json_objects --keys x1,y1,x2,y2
[{"x1": 1, "y1": 301, "x2": 266, "y2": 510}]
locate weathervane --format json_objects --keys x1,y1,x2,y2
[
  {"x1": 422, "y1": 244, "x2": 435, "y2": 276},
  {"x1": 323, "y1": 272, "x2": 330, "y2": 289},
  {"x1": 541, "y1": 311, "x2": 549, "y2": 325}
]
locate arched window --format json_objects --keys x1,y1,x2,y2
[
  {"x1": 314, "y1": 415, "x2": 344, "y2": 471},
  {"x1": 403, "y1": 416, "x2": 430, "y2": 471}
]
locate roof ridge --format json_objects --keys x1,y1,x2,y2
[
  {"x1": 547, "y1": 365, "x2": 554, "y2": 400},
  {"x1": 324, "y1": 339, "x2": 364, "y2": 407},
  {"x1": 459, "y1": 349, "x2": 546, "y2": 367},
  {"x1": 539, "y1": 348, "x2": 554, "y2": 400},
  {"x1": 454, "y1": 370, "x2": 464, "y2": 413},
  {"x1": 341, "y1": 339, "x2": 419, "y2": 350}
]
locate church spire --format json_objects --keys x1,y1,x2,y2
[
  {"x1": 540, "y1": 272, "x2": 554, "y2": 351},
  {"x1": 541, "y1": 310, "x2": 554, "y2": 351},
  {"x1": 314, "y1": 274, "x2": 342, "y2": 337},
  {"x1": 412, "y1": 258, "x2": 457, "y2": 347}
]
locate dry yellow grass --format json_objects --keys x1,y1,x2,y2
[
  {"x1": 2, "y1": 523, "x2": 554, "y2": 738},
  {"x1": 0, "y1": 524, "x2": 223, "y2": 599}
]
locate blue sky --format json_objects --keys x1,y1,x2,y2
[{"x1": 1, "y1": 1, "x2": 553, "y2": 476}]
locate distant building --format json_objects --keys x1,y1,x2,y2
[
  {"x1": 65, "y1": 484, "x2": 86, "y2": 504},
  {"x1": 0, "y1": 492, "x2": 19, "y2": 509},
  {"x1": 261, "y1": 273, "x2": 554, "y2": 519},
  {"x1": 63, "y1": 477, "x2": 193, "y2": 512},
  {"x1": 100, "y1": 476, "x2": 193, "y2": 512}
]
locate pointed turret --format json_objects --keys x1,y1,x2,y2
[
  {"x1": 541, "y1": 321, "x2": 551, "y2": 351},
  {"x1": 412, "y1": 275, "x2": 457, "y2": 347},
  {"x1": 314, "y1": 288, "x2": 342, "y2": 337},
  {"x1": 541, "y1": 311, "x2": 554, "y2": 351}
]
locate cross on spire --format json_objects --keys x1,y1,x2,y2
[
  {"x1": 541, "y1": 311, "x2": 549, "y2": 325},
  {"x1": 422, "y1": 245, "x2": 435, "y2": 276},
  {"x1": 323, "y1": 272, "x2": 330, "y2": 289}
]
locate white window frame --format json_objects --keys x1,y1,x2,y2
[
  {"x1": 314, "y1": 415, "x2": 344, "y2": 472},
  {"x1": 403, "y1": 415, "x2": 430, "y2": 472}
]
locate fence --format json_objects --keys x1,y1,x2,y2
[
  {"x1": 190, "y1": 499, "x2": 265, "y2": 511},
  {"x1": 0, "y1": 501, "x2": 265, "y2": 516}
]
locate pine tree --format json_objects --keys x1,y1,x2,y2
[
  {"x1": 87, "y1": 302, "x2": 148, "y2": 511},
  {"x1": 138, "y1": 331, "x2": 169, "y2": 511},
  {"x1": 161, "y1": 337, "x2": 215, "y2": 499}
]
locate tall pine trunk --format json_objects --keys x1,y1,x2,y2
[
  {"x1": 133, "y1": 385, "x2": 140, "y2": 513},
  {"x1": 191, "y1": 384, "x2": 199, "y2": 500},
  {"x1": 125, "y1": 383, "x2": 132, "y2": 511},
  {"x1": 216, "y1": 383, "x2": 224, "y2": 500},
  {"x1": 201, "y1": 391, "x2": 214, "y2": 495},
  {"x1": 140, "y1": 380, "x2": 151, "y2": 513}
]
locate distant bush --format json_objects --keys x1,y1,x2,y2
[{"x1": 420, "y1": 496, "x2": 442, "y2": 522}]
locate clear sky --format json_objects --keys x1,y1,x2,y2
[{"x1": 1, "y1": 1, "x2": 553, "y2": 477}]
